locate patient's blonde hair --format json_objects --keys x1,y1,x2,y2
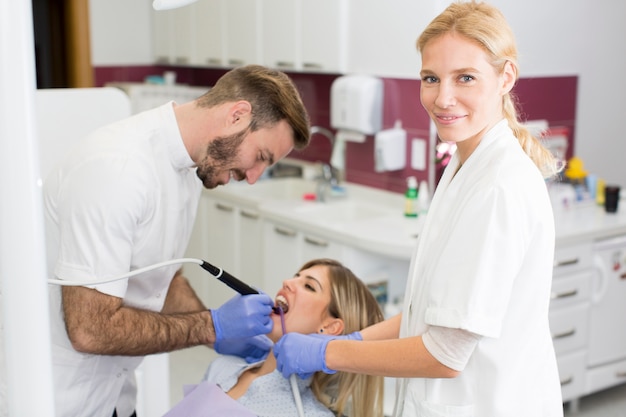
[{"x1": 300, "y1": 259, "x2": 384, "y2": 417}]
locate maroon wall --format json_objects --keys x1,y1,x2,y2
[{"x1": 94, "y1": 66, "x2": 577, "y2": 194}]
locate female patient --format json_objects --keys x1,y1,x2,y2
[{"x1": 203, "y1": 258, "x2": 384, "y2": 417}]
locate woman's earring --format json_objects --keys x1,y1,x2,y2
[{"x1": 320, "y1": 329, "x2": 324, "y2": 333}]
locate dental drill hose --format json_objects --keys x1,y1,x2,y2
[
  {"x1": 48, "y1": 257, "x2": 258, "y2": 296},
  {"x1": 49, "y1": 258, "x2": 304, "y2": 414}
]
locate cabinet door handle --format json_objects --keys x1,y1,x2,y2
[
  {"x1": 228, "y1": 59, "x2": 245, "y2": 66},
  {"x1": 274, "y1": 226, "x2": 296, "y2": 237},
  {"x1": 560, "y1": 376, "x2": 574, "y2": 386},
  {"x1": 240, "y1": 210, "x2": 259, "y2": 220},
  {"x1": 616, "y1": 371, "x2": 626, "y2": 378},
  {"x1": 215, "y1": 203, "x2": 234, "y2": 212},
  {"x1": 175, "y1": 57, "x2": 189, "y2": 65},
  {"x1": 552, "y1": 328, "x2": 576, "y2": 339},
  {"x1": 303, "y1": 62, "x2": 323, "y2": 70},
  {"x1": 553, "y1": 258, "x2": 579, "y2": 268},
  {"x1": 275, "y1": 61, "x2": 295, "y2": 69},
  {"x1": 206, "y1": 57, "x2": 222, "y2": 65},
  {"x1": 551, "y1": 289, "x2": 578, "y2": 300},
  {"x1": 304, "y1": 236, "x2": 328, "y2": 247}
]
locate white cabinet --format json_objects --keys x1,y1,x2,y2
[
  {"x1": 259, "y1": 0, "x2": 347, "y2": 72},
  {"x1": 549, "y1": 242, "x2": 593, "y2": 403},
  {"x1": 586, "y1": 235, "x2": 626, "y2": 394},
  {"x1": 262, "y1": 221, "x2": 305, "y2": 294},
  {"x1": 195, "y1": 0, "x2": 225, "y2": 66},
  {"x1": 262, "y1": 219, "x2": 410, "y2": 303},
  {"x1": 152, "y1": 8, "x2": 174, "y2": 64},
  {"x1": 345, "y1": 0, "x2": 437, "y2": 78},
  {"x1": 152, "y1": 4, "x2": 197, "y2": 65},
  {"x1": 154, "y1": 0, "x2": 260, "y2": 68},
  {"x1": 152, "y1": 0, "x2": 348, "y2": 73},
  {"x1": 300, "y1": 0, "x2": 348, "y2": 73},
  {"x1": 261, "y1": 0, "x2": 298, "y2": 71},
  {"x1": 238, "y1": 206, "x2": 264, "y2": 288},
  {"x1": 205, "y1": 198, "x2": 238, "y2": 274},
  {"x1": 184, "y1": 193, "x2": 263, "y2": 308},
  {"x1": 223, "y1": 0, "x2": 261, "y2": 67}
]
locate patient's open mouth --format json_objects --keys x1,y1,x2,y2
[{"x1": 275, "y1": 294, "x2": 289, "y2": 314}]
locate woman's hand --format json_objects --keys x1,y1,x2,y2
[{"x1": 273, "y1": 332, "x2": 362, "y2": 379}]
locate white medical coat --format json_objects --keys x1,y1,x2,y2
[
  {"x1": 394, "y1": 120, "x2": 563, "y2": 416},
  {"x1": 44, "y1": 102, "x2": 202, "y2": 417}
]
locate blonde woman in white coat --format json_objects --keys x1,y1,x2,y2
[{"x1": 273, "y1": 2, "x2": 564, "y2": 416}]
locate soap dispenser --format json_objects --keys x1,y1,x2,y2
[{"x1": 404, "y1": 176, "x2": 418, "y2": 218}]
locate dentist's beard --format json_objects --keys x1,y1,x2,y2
[{"x1": 196, "y1": 129, "x2": 246, "y2": 189}]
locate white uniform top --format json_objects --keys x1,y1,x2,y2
[
  {"x1": 394, "y1": 120, "x2": 563, "y2": 417},
  {"x1": 44, "y1": 102, "x2": 202, "y2": 417}
]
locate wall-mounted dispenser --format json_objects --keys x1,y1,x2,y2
[
  {"x1": 331, "y1": 74, "x2": 383, "y2": 143},
  {"x1": 375, "y1": 120, "x2": 406, "y2": 172}
]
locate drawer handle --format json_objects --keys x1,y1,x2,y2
[
  {"x1": 206, "y1": 57, "x2": 222, "y2": 65},
  {"x1": 240, "y1": 210, "x2": 259, "y2": 220},
  {"x1": 275, "y1": 61, "x2": 295, "y2": 69},
  {"x1": 560, "y1": 376, "x2": 574, "y2": 386},
  {"x1": 616, "y1": 371, "x2": 626, "y2": 378},
  {"x1": 553, "y1": 258, "x2": 579, "y2": 268},
  {"x1": 274, "y1": 226, "x2": 296, "y2": 237},
  {"x1": 552, "y1": 329, "x2": 576, "y2": 339},
  {"x1": 551, "y1": 289, "x2": 578, "y2": 300},
  {"x1": 304, "y1": 236, "x2": 328, "y2": 247},
  {"x1": 303, "y1": 62, "x2": 323, "y2": 70},
  {"x1": 215, "y1": 203, "x2": 234, "y2": 212},
  {"x1": 228, "y1": 59, "x2": 245, "y2": 66}
]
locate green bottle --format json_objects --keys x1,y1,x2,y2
[{"x1": 404, "y1": 176, "x2": 418, "y2": 217}]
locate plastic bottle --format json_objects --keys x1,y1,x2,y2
[
  {"x1": 596, "y1": 178, "x2": 606, "y2": 206},
  {"x1": 417, "y1": 180, "x2": 430, "y2": 215},
  {"x1": 404, "y1": 176, "x2": 418, "y2": 217}
]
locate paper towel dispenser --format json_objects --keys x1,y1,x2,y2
[{"x1": 330, "y1": 75, "x2": 383, "y2": 135}]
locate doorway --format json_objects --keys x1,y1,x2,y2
[{"x1": 32, "y1": 0, "x2": 93, "y2": 88}]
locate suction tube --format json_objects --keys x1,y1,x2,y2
[{"x1": 278, "y1": 307, "x2": 305, "y2": 417}]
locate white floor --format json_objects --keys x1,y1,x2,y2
[
  {"x1": 564, "y1": 383, "x2": 626, "y2": 417},
  {"x1": 169, "y1": 345, "x2": 217, "y2": 406},
  {"x1": 169, "y1": 347, "x2": 626, "y2": 416}
]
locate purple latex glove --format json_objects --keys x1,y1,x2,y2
[
  {"x1": 274, "y1": 331, "x2": 362, "y2": 379},
  {"x1": 210, "y1": 293, "x2": 273, "y2": 342},
  {"x1": 214, "y1": 334, "x2": 273, "y2": 363}
]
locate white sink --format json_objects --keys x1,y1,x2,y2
[
  {"x1": 292, "y1": 200, "x2": 392, "y2": 224},
  {"x1": 213, "y1": 177, "x2": 317, "y2": 205},
  {"x1": 209, "y1": 175, "x2": 420, "y2": 258},
  {"x1": 245, "y1": 177, "x2": 317, "y2": 200}
]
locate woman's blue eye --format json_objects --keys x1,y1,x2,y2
[
  {"x1": 422, "y1": 75, "x2": 438, "y2": 84},
  {"x1": 460, "y1": 75, "x2": 474, "y2": 82}
]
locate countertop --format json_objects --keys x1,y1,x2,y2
[
  {"x1": 554, "y1": 201, "x2": 626, "y2": 246},
  {"x1": 205, "y1": 178, "x2": 626, "y2": 260}
]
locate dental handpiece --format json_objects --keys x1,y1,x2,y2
[
  {"x1": 199, "y1": 261, "x2": 259, "y2": 295},
  {"x1": 200, "y1": 260, "x2": 282, "y2": 314}
]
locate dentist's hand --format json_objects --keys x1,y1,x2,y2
[
  {"x1": 215, "y1": 334, "x2": 273, "y2": 363},
  {"x1": 274, "y1": 331, "x2": 362, "y2": 379},
  {"x1": 210, "y1": 293, "x2": 274, "y2": 342}
]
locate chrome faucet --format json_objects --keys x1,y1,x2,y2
[{"x1": 310, "y1": 126, "x2": 341, "y2": 202}]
